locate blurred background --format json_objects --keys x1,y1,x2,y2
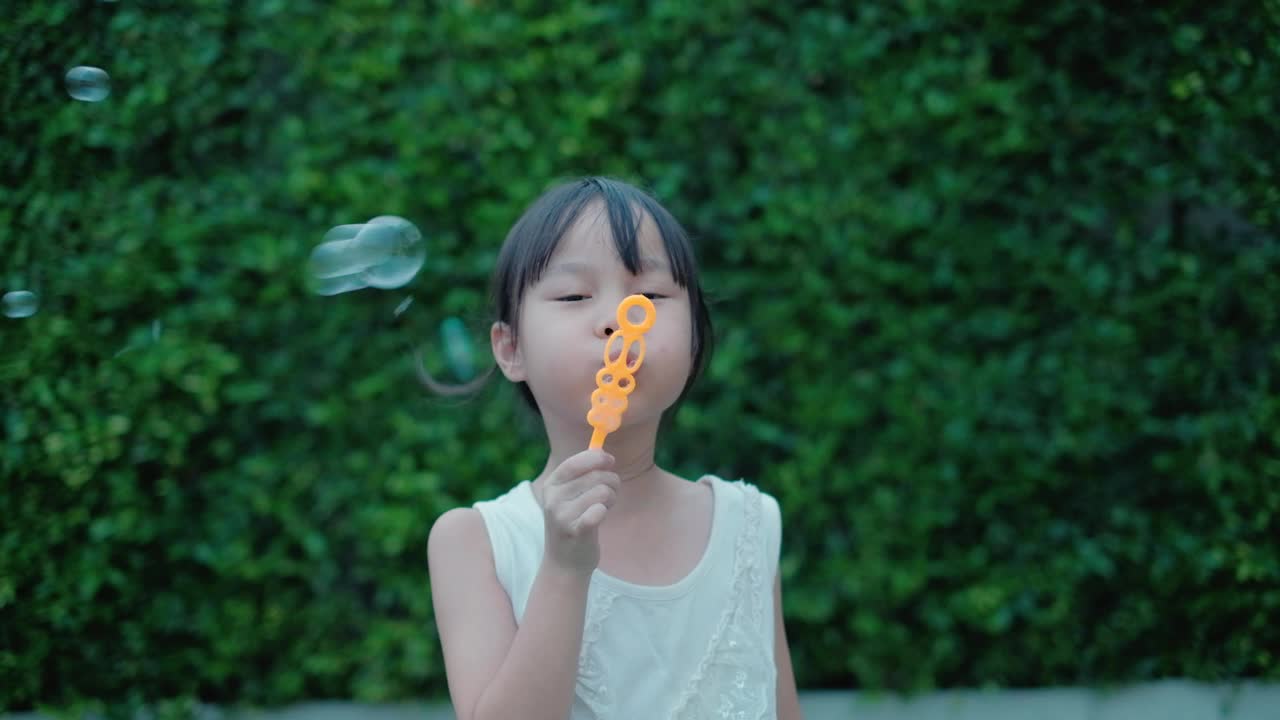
[{"x1": 3, "y1": 0, "x2": 1279, "y2": 717}]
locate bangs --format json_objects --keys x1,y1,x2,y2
[{"x1": 493, "y1": 178, "x2": 698, "y2": 326}]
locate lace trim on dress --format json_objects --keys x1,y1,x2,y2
[
  {"x1": 669, "y1": 481, "x2": 773, "y2": 720},
  {"x1": 575, "y1": 584, "x2": 620, "y2": 717}
]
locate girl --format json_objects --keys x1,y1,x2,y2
[{"x1": 427, "y1": 177, "x2": 802, "y2": 720}]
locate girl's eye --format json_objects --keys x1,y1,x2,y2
[{"x1": 555, "y1": 293, "x2": 665, "y2": 302}]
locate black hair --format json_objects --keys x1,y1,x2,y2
[{"x1": 490, "y1": 176, "x2": 713, "y2": 416}]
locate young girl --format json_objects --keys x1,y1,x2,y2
[{"x1": 427, "y1": 177, "x2": 802, "y2": 720}]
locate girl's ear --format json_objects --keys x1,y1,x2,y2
[{"x1": 490, "y1": 321, "x2": 526, "y2": 382}]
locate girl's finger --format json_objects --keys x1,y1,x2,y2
[
  {"x1": 555, "y1": 485, "x2": 615, "y2": 533},
  {"x1": 547, "y1": 449, "x2": 615, "y2": 488},
  {"x1": 555, "y1": 470, "x2": 620, "y2": 504},
  {"x1": 571, "y1": 503, "x2": 608, "y2": 535}
]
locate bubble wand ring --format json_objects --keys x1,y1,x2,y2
[{"x1": 587, "y1": 294, "x2": 656, "y2": 450}]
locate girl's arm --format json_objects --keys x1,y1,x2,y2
[
  {"x1": 428, "y1": 508, "x2": 591, "y2": 720},
  {"x1": 774, "y1": 574, "x2": 804, "y2": 720}
]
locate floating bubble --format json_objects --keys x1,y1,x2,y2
[
  {"x1": 309, "y1": 216, "x2": 425, "y2": 295},
  {"x1": 322, "y1": 224, "x2": 363, "y2": 244},
  {"x1": 440, "y1": 317, "x2": 475, "y2": 381},
  {"x1": 308, "y1": 238, "x2": 386, "y2": 279},
  {"x1": 65, "y1": 66, "x2": 111, "y2": 102},
  {"x1": 306, "y1": 235, "x2": 370, "y2": 295},
  {"x1": 359, "y1": 216, "x2": 425, "y2": 289},
  {"x1": 307, "y1": 221, "x2": 398, "y2": 285},
  {"x1": 311, "y1": 273, "x2": 368, "y2": 297},
  {"x1": 2, "y1": 290, "x2": 39, "y2": 318}
]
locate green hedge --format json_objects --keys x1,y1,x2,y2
[{"x1": 3, "y1": 0, "x2": 1278, "y2": 713}]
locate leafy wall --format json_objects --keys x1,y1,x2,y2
[{"x1": 3, "y1": 0, "x2": 1278, "y2": 713}]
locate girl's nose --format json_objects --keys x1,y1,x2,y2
[{"x1": 595, "y1": 303, "x2": 619, "y2": 338}]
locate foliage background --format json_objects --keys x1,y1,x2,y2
[{"x1": 3, "y1": 0, "x2": 1279, "y2": 714}]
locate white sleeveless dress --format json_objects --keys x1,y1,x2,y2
[{"x1": 473, "y1": 475, "x2": 782, "y2": 719}]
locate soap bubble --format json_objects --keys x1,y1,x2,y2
[
  {"x1": 65, "y1": 66, "x2": 111, "y2": 102},
  {"x1": 358, "y1": 216, "x2": 425, "y2": 289},
  {"x1": 311, "y1": 273, "x2": 368, "y2": 297},
  {"x1": 308, "y1": 216, "x2": 425, "y2": 295},
  {"x1": 308, "y1": 239, "x2": 385, "y2": 279},
  {"x1": 323, "y1": 224, "x2": 363, "y2": 244},
  {"x1": 306, "y1": 227, "x2": 378, "y2": 295},
  {"x1": 440, "y1": 316, "x2": 475, "y2": 380},
  {"x1": 3, "y1": 290, "x2": 39, "y2": 318}
]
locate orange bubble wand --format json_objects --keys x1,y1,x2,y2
[{"x1": 587, "y1": 294, "x2": 656, "y2": 450}]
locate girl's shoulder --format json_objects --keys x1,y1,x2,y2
[
  {"x1": 700, "y1": 475, "x2": 784, "y2": 559},
  {"x1": 703, "y1": 476, "x2": 784, "y2": 579},
  {"x1": 471, "y1": 479, "x2": 536, "y2": 512},
  {"x1": 428, "y1": 481, "x2": 534, "y2": 555},
  {"x1": 471, "y1": 480, "x2": 542, "y2": 540},
  {"x1": 701, "y1": 475, "x2": 782, "y2": 518}
]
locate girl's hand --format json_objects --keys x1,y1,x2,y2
[{"x1": 536, "y1": 449, "x2": 620, "y2": 577}]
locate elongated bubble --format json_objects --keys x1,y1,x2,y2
[
  {"x1": 359, "y1": 216, "x2": 425, "y2": 289},
  {"x1": 308, "y1": 237, "x2": 388, "y2": 279},
  {"x1": 66, "y1": 66, "x2": 111, "y2": 102},
  {"x1": 322, "y1": 224, "x2": 363, "y2": 244},
  {"x1": 2, "y1": 290, "x2": 39, "y2": 318},
  {"x1": 311, "y1": 273, "x2": 368, "y2": 296},
  {"x1": 308, "y1": 216, "x2": 425, "y2": 294},
  {"x1": 352, "y1": 221, "x2": 399, "y2": 261}
]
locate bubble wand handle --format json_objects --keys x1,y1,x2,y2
[{"x1": 587, "y1": 295, "x2": 656, "y2": 450}]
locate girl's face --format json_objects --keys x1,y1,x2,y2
[{"x1": 502, "y1": 205, "x2": 694, "y2": 435}]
